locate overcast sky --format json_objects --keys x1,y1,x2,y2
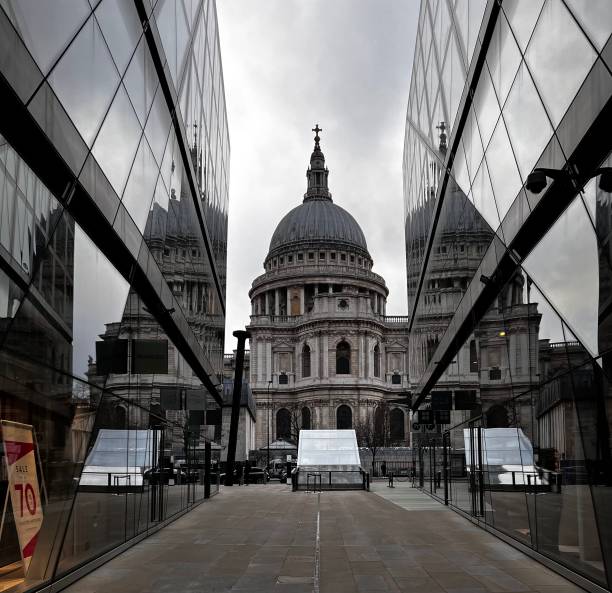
[{"x1": 217, "y1": 1, "x2": 420, "y2": 351}]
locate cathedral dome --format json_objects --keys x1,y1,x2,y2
[
  {"x1": 266, "y1": 126, "x2": 370, "y2": 260},
  {"x1": 268, "y1": 200, "x2": 368, "y2": 256}
]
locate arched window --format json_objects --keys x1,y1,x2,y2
[
  {"x1": 373, "y1": 344, "x2": 380, "y2": 377},
  {"x1": 302, "y1": 407, "x2": 311, "y2": 430},
  {"x1": 336, "y1": 405, "x2": 352, "y2": 429},
  {"x1": 390, "y1": 408, "x2": 405, "y2": 443},
  {"x1": 115, "y1": 405, "x2": 127, "y2": 429},
  {"x1": 486, "y1": 404, "x2": 508, "y2": 428},
  {"x1": 336, "y1": 340, "x2": 351, "y2": 374},
  {"x1": 276, "y1": 408, "x2": 291, "y2": 440},
  {"x1": 302, "y1": 344, "x2": 311, "y2": 378}
]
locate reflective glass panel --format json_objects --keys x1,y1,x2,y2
[
  {"x1": 502, "y1": 0, "x2": 544, "y2": 53},
  {"x1": 565, "y1": 0, "x2": 612, "y2": 51},
  {"x1": 94, "y1": 0, "x2": 142, "y2": 75},
  {"x1": 523, "y1": 195, "x2": 599, "y2": 357},
  {"x1": 121, "y1": 136, "x2": 159, "y2": 233},
  {"x1": 91, "y1": 85, "x2": 143, "y2": 197},
  {"x1": 487, "y1": 11, "x2": 521, "y2": 108},
  {"x1": 484, "y1": 118, "x2": 522, "y2": 221},
  {"x1": 502, "y1": 61, "x2": 553, "y2": 180},
  {"x1": 124, "y1": 38, "x2": 159, "y2": 127},
  {"x1": 525, "y1": 1, "x2": 597, "y2": 127},
  {"x1": 0, "y1": 0, "x2": 90, "y2": 74},
  {"x1": 48, "y1": 15, "x2": 120, "y2": 146}
]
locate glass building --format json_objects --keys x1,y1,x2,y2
[
  {"x1": 0, "y1": 0, "x2": 228, "y2": 591},
  {"x1": 404, "y1": 1, "x2": 612, "y2": 590}
]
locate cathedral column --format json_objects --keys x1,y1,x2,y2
[
  {"x1": 265, "y1": 291, "x2": 270, "y2": 316},
  {"x1": 300, "y1": 287, "x2": 305, "y2": 314},
  {"x1": 359, "y1": 334, "x2": 366, "y2": 377},
  {"x1": 275, "y1": 289, "x2": 280, "y2": 316},
  {"x1": 266, "y1": 341, "x2": 272, "y2": 382},
  {"x1": 322, "y1": 335, "x2": 329, "y2": 377}
]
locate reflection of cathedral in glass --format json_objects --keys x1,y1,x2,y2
[
  {"x1": 404, "y1": 1, "x2": 612, "y2": 589},
  {"x1": 0, "y1": 1, "x2": 229, "y2": 591}
]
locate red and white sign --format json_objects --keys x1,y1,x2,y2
[{"x1": 1, "y1": 421, "x2": 43, "y2": 573}]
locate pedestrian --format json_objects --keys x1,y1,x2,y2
[
  {"x1": 235, "y1": 461, "x2": 243, "y2": 485},
  {"x1": 381, "y1": 461, "x2": 387, "y2": 477},
  {"x1": 244, "y1": 459, "x2": 251, "y2": 486}
]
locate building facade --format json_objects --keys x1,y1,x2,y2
[
  {"x1": 0, "y1": 1, "x2": 228, "y2": 591},
  {"x1": 247, "y1": 131, "x2": 410, "y2": 453},
  {"x1": 404, "y1": 1, "x2": 612, "y2": 591}
]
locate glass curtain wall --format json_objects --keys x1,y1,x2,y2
[
  {"x1": 405, "y1": 0, "x2": 612, "y2": 589},
  {"x1": 0, "y1": 1, "x2": 228, "y2": 592}
]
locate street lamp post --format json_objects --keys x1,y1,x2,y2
[{"x1": 267, "y1": 378, "x2": 273, "y2": 469}]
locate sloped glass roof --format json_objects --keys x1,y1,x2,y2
[{"x1": 297, "y1": 429, "x2": 360, "y2": 466}]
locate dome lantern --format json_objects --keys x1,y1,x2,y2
[
  {"x1": 265, "y1": 127, "x2": 372, "y2": 264},
  {"x1": 305, "y1": 124, "x2": 331, "y2": 202}
]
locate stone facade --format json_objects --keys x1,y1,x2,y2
[{"x1": 246, "y1": 131, "x2": 410, "y2": 450}]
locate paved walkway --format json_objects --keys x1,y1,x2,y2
[{"x1": 63, "y1": 483, "x2": 585, "y2": 593}]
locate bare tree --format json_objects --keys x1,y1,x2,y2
[
  {"x1": 275, "y1": 404, "x2": 304, "y2": 446},
  {"x1": 355, "y1": 402, "x2": 390, "y2": 476}
]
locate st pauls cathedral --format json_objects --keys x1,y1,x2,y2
[{"x1": 246, "y1": 128, "x2": 411, "y2": 450}]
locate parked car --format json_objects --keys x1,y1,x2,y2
[
  {"x1": 267, "y1": 458, "x2": 286, "y2": 480},
  {"x1": 143, "y1": 467, "x2": 187, "y2": 485},
  {"x1": 246, "y1": 466, "x2": 269, "y2": 484}
]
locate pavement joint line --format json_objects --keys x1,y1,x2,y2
[{"x1": 313, "y1": 492, "x2": 320, "y2": 593}]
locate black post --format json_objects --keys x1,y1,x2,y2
[
  {"x1": 443, "y1": 432, "x2": 449, "y2": 506},
  {"x1": 477, "y1": 426, "x2": 484, "y2": 517},
  {"x1": 204, "y1": 440, "x2": 211, "y2": 499},
  {"x1": 225, "y1": 330, "x2": 250, "y2": 486},
  {"x1": 267, "y1": 379, "x2": 272, "y2": 470}
]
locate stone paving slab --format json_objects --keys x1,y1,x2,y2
[{"x1": 61, "y1": 483, "x2": 586, "y2": 593}]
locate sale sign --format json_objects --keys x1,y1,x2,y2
[{"x1": 1, "y1": 421, "x2": 44, "y2": 573}]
